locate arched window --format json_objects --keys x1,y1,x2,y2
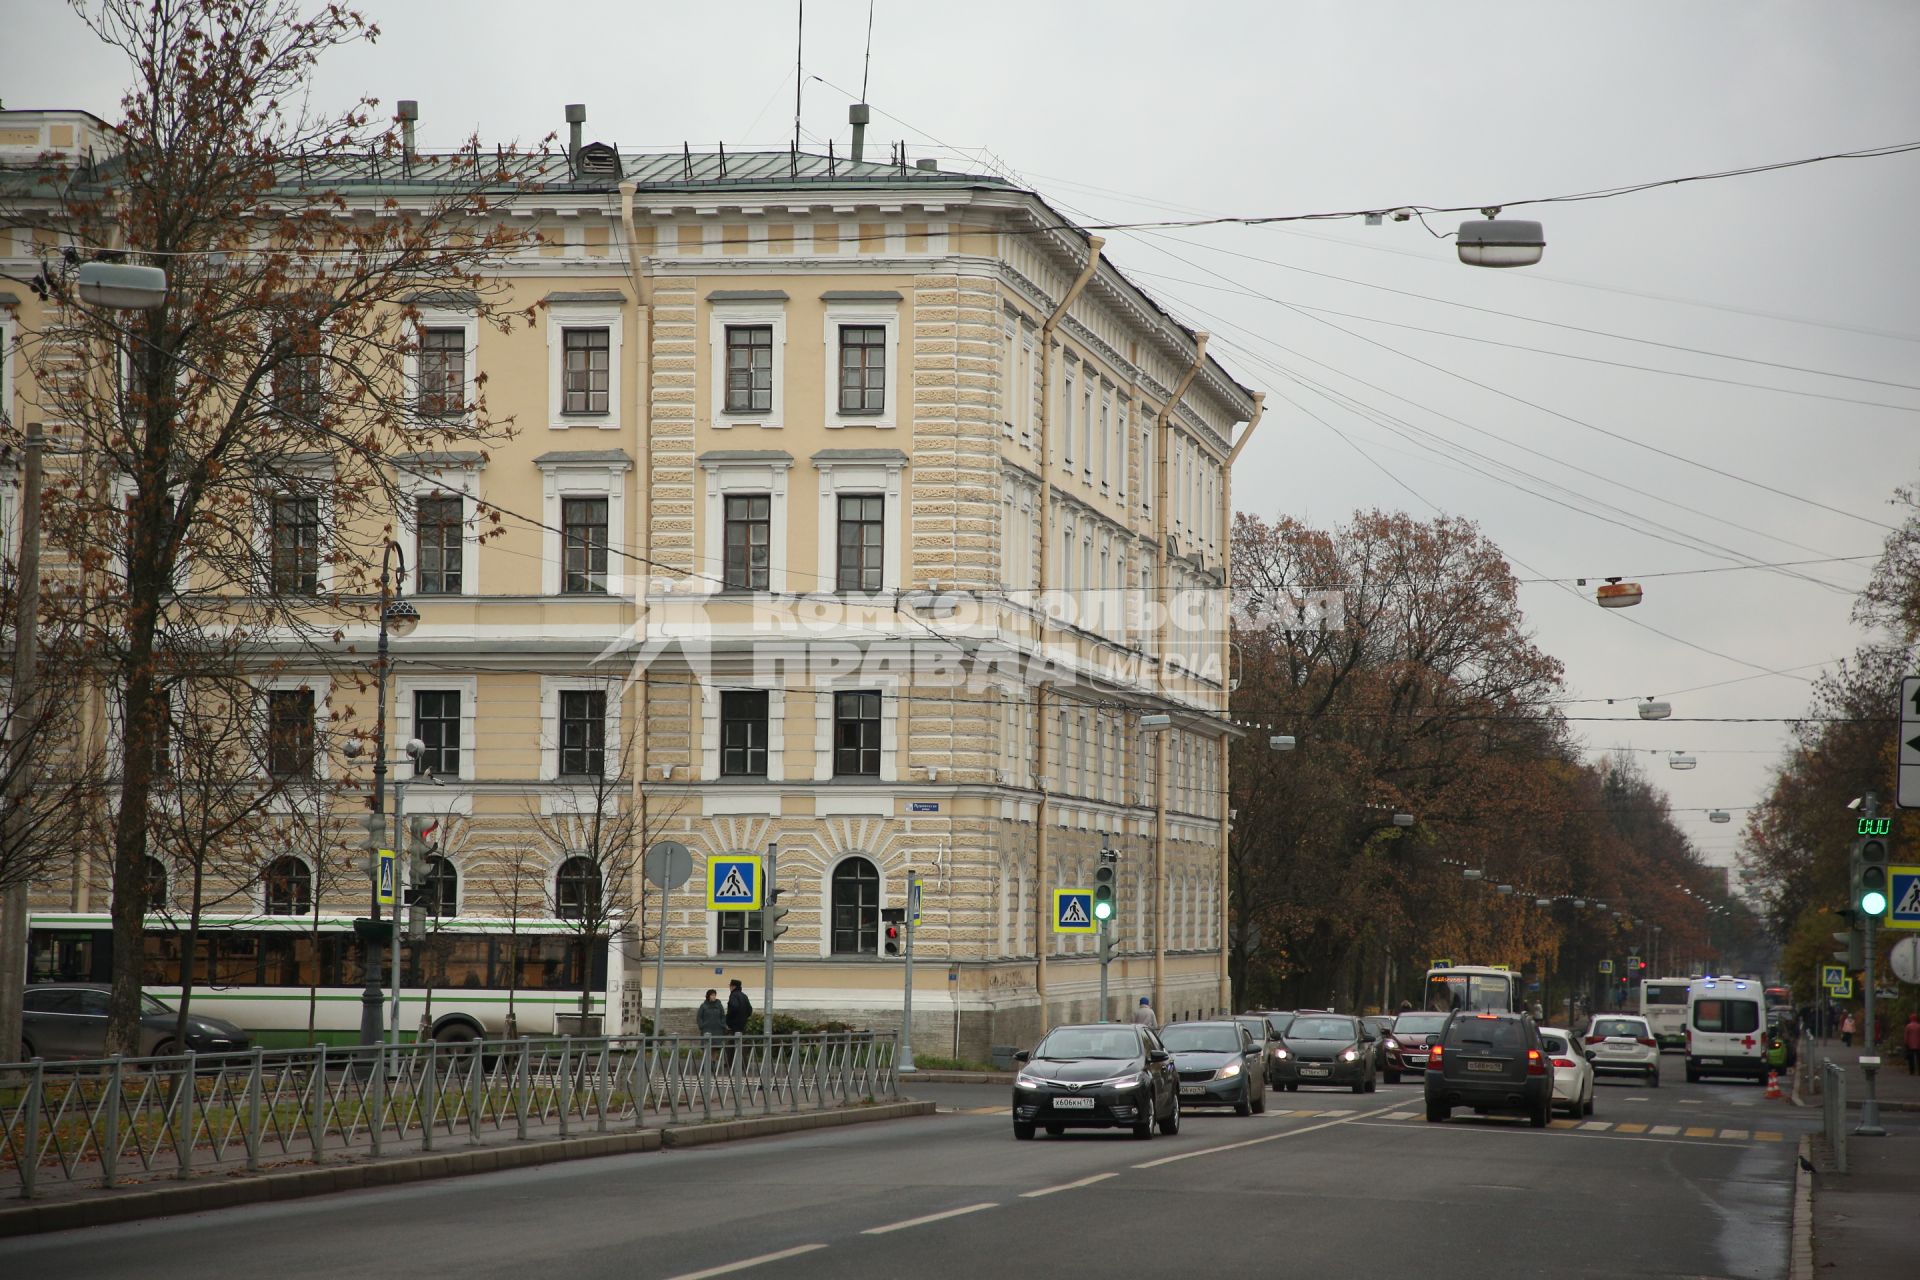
[
  {"x1": 830, "y1": 856, "x2": 880, "y2": 955},
  {"x1": 143, "y1": 856, "x2": 168, "y2": 908},
  {"x1": 263, "y1": 856, "x2": 311, "y2": 916},
  {"x1": 556, "y1": 855, "x2": 600, "y2": 921},
  {"x1": 419, "y1": 855, "x2": 458, "y2": 917}
]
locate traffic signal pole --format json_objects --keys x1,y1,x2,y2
[
  {"x1": 1098, "y1": 921, "x2": 1111, "y2": 1022},
  {"x1": 900, "y1": 869, "x2": 916, "y2": 1072},
  {"x1": 1855, "y1": 794, "x2": 1886, "y2": 1136}
]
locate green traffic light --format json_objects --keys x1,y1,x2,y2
[
  {"x1": 1093, "y1": 901, "x2": 1113, "y2": 920},
  {"x1": 1862, "y1": 890, "x2": 1888, "y2": 916}
]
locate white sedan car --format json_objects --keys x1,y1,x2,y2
[{"x1": 1539, "y1": 1027, "x2": 1594, "y2": 1118}]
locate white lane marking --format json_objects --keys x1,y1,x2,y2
[
  {"x1": 1650, "y1": 1125, "x2": 1681, "y2": 1135},
  {"x1": 1579, "y1": 1121, "x2": 1612, "y2": 1131},
  {"x1": 1020, "y1": 1172, "x2": 1118, "y2": 1198},
  {"x1": 1677, "y1": 1099, "x2": 1702, "y2": 1105},
  {"x1": 1721, "y1": 1129, "x2": 1751, "y2": 1140},
  {"x1": 1382, "y1": 1111, "x2": 1418, "y2": 1120},
  {"x1": 1132, "y1": 1102, "x2": 1404, "y2": 1169},
  {"x1": 861, "y1": 1203, "x2": 998, "y2": 1235},
  {"x1": 1349, "y1": 1120, "x2": 1759, "y2": 1149},
  {"x1": 1624, "y1": 1096, "x2": 1650, "y2": 1101},
  {"x1": 662, "y1": 1244, "x2": 829, "y2": 1280}
]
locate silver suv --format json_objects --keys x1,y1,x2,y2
[{"x1": 1582, "y1": 1014, "x2": 1660, "y2": 1086}]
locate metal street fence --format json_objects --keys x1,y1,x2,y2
[
  {"x1": 0, "y1": 1031, "x2": 901, "y2": 1198},
  {"x1": 1820, "y1": 1060, "x2": 1848, "y2": 1174}
]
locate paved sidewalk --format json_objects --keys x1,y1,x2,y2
[
  {"x1": 1801, "y1": 1037, "x2": 1920, "y2": 1111},
  {"x1": 1808, "y1": 1114, "x2": 1920, "y2": 1278}
]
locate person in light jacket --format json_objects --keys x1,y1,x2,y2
[{"x1": 1131, "y1": 997, "x2": 1157, "y2": 1029}]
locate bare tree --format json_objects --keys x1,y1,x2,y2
[{"x1": 3, "y1": 1, "x2": 538, "y2": 1051}]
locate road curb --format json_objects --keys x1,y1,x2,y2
[
  {"x1": 660, "y1": 1099, "x2": 934, "y2": 1147},
  {"x1": 0, "y1": 1101, "x2": 929, "y2": 1239},
  {"x1": 1789, "y1": 1134, "x2": 1814, "y2": 1280},
  {"x1": 900, "y1": 1070, "x2": 1013, "y2": 1084}
]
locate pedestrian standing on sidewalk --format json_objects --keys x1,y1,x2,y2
[
  {"x1": 1841, "y1": 1010, "x2": 1856, "y2": 1048},
  {"x1": 1131, "y1": 997, "x2": 1157, "y2": 1029},
  {"x1": 724, "y1": 978, "x2": 752, "y2": 1067},
  {"x1": 1904, "y1": 1012, "x2": 1920, "y2": 1075},
  {"x1": 697, "y1": 988, "x2": 727, "y2": 1065}
]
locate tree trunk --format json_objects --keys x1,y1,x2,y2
[{"x1": 172, "y1": 856, "x2": 208, "y2": 1048}]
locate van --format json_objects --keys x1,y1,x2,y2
[{"x1": 1684, "y1": 977, "x2": 1768, "y2": 1084}]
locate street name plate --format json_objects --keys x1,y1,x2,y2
[{"x1": 1900, "y1": 677, "x2": 1920, "y2": 808}]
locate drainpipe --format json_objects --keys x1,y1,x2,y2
[
  {"x1": 1148, "y1": 331, "x2": 1207, "y2": 1019},
  {"x1": 1219, "y1": 392, "x2": 1262, "y2": 1010},
  {"x1": 618, "y1": 178, "x2": 657, "y2": 996},
  {"x1": 1033, "y1": 236, "x2": 1103, "y2": 1019}
]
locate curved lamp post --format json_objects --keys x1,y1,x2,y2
[{"x1": 357, "y1": 543, "x2": 420, "y2": 1050}]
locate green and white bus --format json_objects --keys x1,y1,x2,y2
[{"x1": 27, "y1": 913, "x2": 623, "y2": 1048}]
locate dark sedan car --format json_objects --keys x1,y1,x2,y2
[
  {"x1": 1379, "y1": 1010, "x2": 1449, "y2": 1083},
  {"x1": 1423, "y1": 1011, "x2": 1551, "y2": 1127},
  {"x1": 1013, "y1": 1023, "x2": 1181, "y2": 1140},
  {"x1": 1163, "y1": 1021, "x2": 1266, "y2": 1114},
  {"x1": 1270, "y1": 1013, "x2": 1377, "y2": 1093},
  {"x1": 1241, "y1": 1010, "x2": 1296, "y2": 1087},
  {"x1": 20, "y1": 984, "x2": 253, "y2": 1061}
]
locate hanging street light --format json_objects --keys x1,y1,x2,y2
[
  {"x1": 1638, "y1": 700, "x2": 1672, "y2": 720},
  {"x1": 1456, "y1": 209, "x2": 1545, "y2": 268}
]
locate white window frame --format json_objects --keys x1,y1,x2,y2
[
  {"x1": 546, "y1": 301, "x2": 624, "y2": 431},
  {"x1": 821, "y1": 296, "x2": 901, "y2": 430},
  {"x1": 256, "y1": 460, "x2": 337, "y2": 595},
  {"x1": 257, "y1": 674, "x2": 332, "y2": 790},
  {"x1": 1116, "y1": 400, "x2": 1128, "y2": 499},
  {"x1": 538, "y1": 454, "x2": 632, "y2": 596},
  {"x1": 701, "y1": 685, "x2": 787, "y2": 782},
  {"x1": 1080, "y1": 381, "x2": 1094, "y2": 481},
  {"x1": 814, "y1": 680, "x2": 900, "y2": 784},
  {"x1": 407, "y1": 305, "x2": 480, "y2": 427},
  {"x1": 394, "y1": 674, "x2": 479, "y2": 784},
  {"x1": 538, "y1": 675, "x2": 624, "y2": 784},
  {"x1": 709, "y1": 298, "x2": 786, "y2": 430},
  {"x1": 813, "y1": 451, "x2": 906, "y2": 595},
  {"x1": 700, "y1": 451, "x2": 791, "y2": 594},
  {"x1": 1061, "y1": 365, "x2": 1075, "y2": 469},
  {"x1": 396, "y1": 458, "x2": 484, "y2": 597},
  {"x1": 817, "y1": 852, "x2": 889, "y2": 959}
]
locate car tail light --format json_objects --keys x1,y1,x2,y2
[
  {"x1": 1551, "y1": 1057, "x2": 1575, "y2": 1069},
  {"x1": 1526, "y1": 1048, "x2": 1546, "y2": 1076},
  {"x1": 1637, "y1": 1037, "x2": 1657, "y2": 1048},
  {"x1": 1584, "y1": 1034, "x2": 1604, "y2": 1045},
  {"x1": 1428, "y1": 1044, "x2": 1443, "y2": 1065}
]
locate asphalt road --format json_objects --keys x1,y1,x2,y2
[{"x1": 1, "y1": 1057, "x2": 1820, "y2": 1280}]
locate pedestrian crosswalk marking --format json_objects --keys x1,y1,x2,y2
[
  {"x1": 1549, "y1": 1119, "x2": 1579, "y2": 1129},
  {"x1": 1684, "y1": 1126, "x2": 1716, "y2": 1138},
  {"x1": 1754, "y1": 1131, "x2": 1784, "y2": 1142},
  {"x1": 1579, "y1": 1121, "x2": 1611, "y2": 1131},
  {"x1": 1719, "y1": 1129, "x2": 1750, "y2": 1140},
  {"x1": 1649, "y1": 1125, "x2": 1680, "y2": 1135},
  {"x1": 1613, "y1": 1123, "x2": 1648, "y2": 1133}
]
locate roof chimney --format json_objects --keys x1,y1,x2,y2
[
  {"x1": 915, "y1": 158, "x2": 939, "y2": 172},
  {"x1": 849, "y1": 102, "x2": 870, "y2": 163},
  {"x1": 565, "y1": 103, "x2": 586, "y2": 167},
  {"x1": 397, "y1": 99, "x2": 418, "y2": 164}
]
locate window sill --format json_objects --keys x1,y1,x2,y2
[{"x1": 825, "y1": 419, "x2": 896, "y2": 431}]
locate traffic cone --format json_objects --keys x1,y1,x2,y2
[{"x1": 1765, "y1": 1070, "x2": 1782, "y2": 1100}]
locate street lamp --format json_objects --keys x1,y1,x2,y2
[
  {"x1": 357, "y1": 541, "x2": 421, "y2": 1051},
  {"x1": 1455, "y1": 211, "x2": 1545, "y2": 268}
]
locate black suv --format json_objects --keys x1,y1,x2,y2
[{"x1": 1423, "y1": 1010, "x2": 1551, "y2": 1127}]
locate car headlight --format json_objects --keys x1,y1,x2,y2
[
  {"x1": 1383, "y1": 1038, "x2": 1399, "y2": 1050},
  {"x1": 1016, "y1": 1074, "x2": 1046, "y2": 1090},
  {"x1": 1272, "y1": 1047, "x2": 1289, "y2": 1060},
  {"x1": 1104, "y1": 1075, "x2": 1141, "y2": 1091},
  {"x1": 1341, "y1": 1047, "x2": 1359, "y2": 1062},
  {"x1": 1216, "y1": 1062, "x2": 1241, "y2": 1079}
]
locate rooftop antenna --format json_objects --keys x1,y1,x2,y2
[{"x1": 793, "y1": 0, "x2": 804, "y2": 153}]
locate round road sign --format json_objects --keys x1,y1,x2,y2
[
  {"x1": 1890, "y1": 935, "x2": 1920, "y2": 985},
  {"x1": 644, "y1": 840, "x2": 693, "y2": 890}
]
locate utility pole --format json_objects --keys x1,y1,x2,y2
[
  {"x1": 0, "y1": 423, "x2": 44, "y2": 1065},
  {"x1": 900, "y1": 869, "x2": 918, "y2": 1072},
  {"x1": 762, "y1": 841, "x2": 777, "y2": 1071}
]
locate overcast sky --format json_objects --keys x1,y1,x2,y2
[{"x1": 9, "y1": 0, "x2": 1919, "y2": 885}]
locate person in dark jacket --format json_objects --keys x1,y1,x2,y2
[
  {"x1": 724, "y1": 979, "x2": 752, "y2": 1068},
  {"x1": 697, "y1": 989, "x2": 728, "y2": 1036}
]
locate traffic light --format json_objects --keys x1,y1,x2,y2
[
  {"x1": 766, "y1": 888, "x2": 791, "y2": 944},
  {"x1": 361, "y1": 809, "x2": 385, "y2": 853},
  {"x1": 1832, "y1": 927, "x2": 1864, "y2": 970},
  {"x1": 880, "y1": 907, "x2": 906, "y2": 957},
  {"x1": 1093, "y1": 851, "x2": 1117, "y2": 922},
  {"x1": 1850, "y1": 831, "x2": 1891, "y2": 917}
]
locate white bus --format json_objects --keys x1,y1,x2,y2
[
  {"x1": 27, "y1": 913, "x2": 623, "y2": 1048},
  {"x1": 1639, "y1": 978, "x2": 1692, "y2": 1050},
  {"x1": 1423, "y1": 965, "x2": 1515, "y2": 1014}
]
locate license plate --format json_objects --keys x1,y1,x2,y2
[
  {"x1": 1467, "y1": 1060, "x2": 1504, "y2": 1073},
  {"x1": 1699, "y1": 1058, "x2": 1722, "y2": 1066},
  {"x1": 1301, "y1": 1066, "x2": 1330, "y2": 1077},
  {"x1": 1180, "y1": 1085, "x2": 1207, "y2": 1097},
  {"x1": 1052, "y1": 1096, "x2": 1095, "y2": 1110},
  {"x1": 1406, "y1": 1055, "x2": 1428, "y2": 1066}
]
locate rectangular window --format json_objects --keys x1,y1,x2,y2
[
  {"x1": 414, "y1": 690, "x2": 461, "y2": 777},
  {"x1": 837, "y1": 324, "x2": 886, "y2": 413},
  {"x1": 562, "y1": 327, "x2": 611, "y2": 415},
  {"x1": 1099, "y1": 398, "x2": 1112, "y2": 488},
  {"x1": 720, "y1": 690, "x2": 769, "y2": 777},
  {"x1": 724, "y1": 325, "x2": 773, "y2": 413},
  {"x1": 561, "y1": 496, "x2": 609, "y2": 594},
  {"x1": 718, "y1": 909, "x2": 763, "y2": 954},
  {"x1": 269, "y1": 494, "x2": 319, "y2": 595},
  {"x1": 266, "y1": 688, "x2": 315, "y2": 778},
  {"x1": 558, "y1": 689, "x2": 606, "y2": 777},
  {"x1": 415, "y1": 495, "x2": 464, "y2": 595},
  {"x1": 832, "y1": 690, "x2": 882, "y2": 778},
  {"x1": 835, "y1": 494, "x2": 884, "y2": 592},
  {"x1": 417, "y1": 327, "x2": 466, "y2": 418},
  {"x1": 723, "y1": 494, "x2": 770, "y2": 591},
  {"x1": 1081, "y1": 384, "x2": 1094, "y2": 476},
  {"x1": 273, "y1": 346, "x2": 324, "y2": 423},
  {"x1": 1062, "y1": 372, "x2": 1074, "y2": 467}
]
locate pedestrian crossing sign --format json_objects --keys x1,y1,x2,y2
[
  {"x1": 1053, "y1": 888, "x2": 1096, "y2": 933},
  {"x1": 1831, "y1": 975, "x2": 1854, "y2": 999},
  {"x1": 1886, "y1": 866, "x2": 1920, "y2": 930},
  {"x1": 376, "y1": 849, "x2": 397, "y2": 907},
  {"x1": 707, "y1": 856, "x2": 762, "y2": 911},
  {"x1": 1821, "y1": 964, "x2": 1847, "y2": 990}
]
